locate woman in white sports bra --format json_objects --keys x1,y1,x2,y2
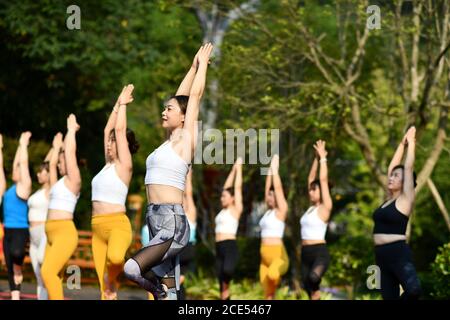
[
  {"x1": 91, "y1": 84, "x2": 139, "y2": 300},
  {"x1": 41, "y1": 115, "x2": 81, "y2": 300},
  {"x1": 27, "y1": 142, "x2": 56, "y2": 300},
  {"x1": 259, "y1": 154, "x2": 289, "y2": 299},
  {"x1": 124, "y1": 43, "x2": 213, "y2": 300},
  {"x1": 300, "y1": 140, "x2": 333, "y2": 300},
  {"x1": 215, "y1": 157, "x2": 243, "y2": 300}
]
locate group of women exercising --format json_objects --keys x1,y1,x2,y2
[{"x1": 0, "y1": 43, "x2": 421, "y2": 300}]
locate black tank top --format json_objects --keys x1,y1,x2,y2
[{"x1": 373, "y1": 199, "x2": 409, "y2": 235}]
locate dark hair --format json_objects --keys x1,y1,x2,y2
[
  {"x1": 168, "y1": 95, "x2": 189, "y2": 115},
  {"x1": 126, "y1": 129, "x2": 140, "y2": 154},
  {"x1": 223, "y1": 187, "x2": 235, "y2": 197},
  {"x1": 309, "y1": 179, "x2": 334, "y2": 200},
  {"x1": 109, "y1": 128, "x2": 140, "y2": 155},
  {"x1": 39, "y1": 161, "x2": 50, "y2": 172},
  {"x1": 391, "y1": 164, "x2": 417, "y2": 187}
]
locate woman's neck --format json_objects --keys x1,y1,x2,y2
[
  {"x1": 389, "y1": 190, "x2": 402, "y2": 200},
  {"x1": 168, "y1": 127, "x2": 184, "y2": 141},
  {"x1": 41, "y1": 182, "x2": 50, "y2": 190}
]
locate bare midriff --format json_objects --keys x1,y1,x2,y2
[
  {"x1": 47, "y1": 209, "x2": 73, "y2": 221},
  {"x1": 146, "y1": 184, "x2": 184, "y2": 205},
  {"x1": 302, "y1": 239, "x2": 326, "y2": 246},
  {"x1": 216, "y1": 233, "x2": 237, "y2": 242},
  {"x1": 373, "y1": 234, "x2": 406, "y2": 246},
  {"x1": 92, "y1": 201, "x2": 126, "y2": 216},
  {"x1": 261, "y1": 237, "x2": 283, "y2": 245}
]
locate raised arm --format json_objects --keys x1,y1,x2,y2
[
  {"x1": 233, "y1": 157, "x2": 243, "y2": 216},
  {"x1": 223, "y1": 164, "x2": 237, "y2": 190},
  {"x1": 115, "y1": 84, "x2": 134, "y2": 183},
  {"x1": 176, "y1": 47, "x2": 202, "y2": 96},
  {"x1": 401, "y1": 127, "x2": 416, "y2": 204},
  {"x1": 183, "y1": 43, "x2": 213, "y2": 154},
  {"x1": 104, "y1": 87, "x2": 125, "y2": 162},
  {"x1": 44, "y1": 147, "x2": 53, "y2": 163},
  {"x1": 308, "y1": 156, "x2": 319, "y2": 187},
  {"x1": 16, "y1": 132, "x2": 32, "y2": 200},
  {"x1": 388, "y1": 132, "x2": 407, "y2": 177},
  {"x1": 0, "y1": 134, "x2": 6, "y2": 198},
  {"x1": 265, "y1": 165, "x2": 273, "y2": 203},
  {"x1": 271, "y1": 155, "x2": 288, "y2": 219},
  {"x1": 11, "y1": 140, "x2": 20, "y2": 182},
  {"x1": 64, "y1": 114, "x2": 81, "y2": 194},
  {"x1": 49, "y1": 133, "x2": 63, "y2": 187},
  {"x1": 183, "y1": 168, "x2": 197, "y2": 220},
  {"x1": 314, "y1": 140, "x2": 332, "y2": 219}
]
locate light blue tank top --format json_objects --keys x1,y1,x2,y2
[
  {"x1": 3, "y1": 185, "x2": 29, "y2": 229},
  {"x1": 141, "y1": 224, "x2": 150, "y2": 247},
  {"x1": 188, "y1": 219, "x2": 196, "y2": 244}
]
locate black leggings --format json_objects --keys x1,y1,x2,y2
[
  {"x1": 179, "y1": 242, "x2": 196, "y2": 300},
  {"x1": 301, "y1": 243, "x2": 330, "y2": 297},
  {"x1": 216, "y1": 240, "x2": 239, "y2": 289},
  {"x1": 3, "y1": 228, "x2": 29, "y2": 291},
  {"x1": 375, "y1": 240, "x2": 421, "y2": 300}
]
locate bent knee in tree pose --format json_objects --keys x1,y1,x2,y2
[
  {"x1": 215, "y1": 157, "x2": 243, "y2": 300},
  {"x1": 28, "y1": 139, "x2": 55, "y2": 300},
  {"x1": 2, "y1": 132, "x2": 32, "y2": 300},
  {"x1": 91, "y1": 84, "x2": 139, "y2": 300},
  {"x1": 300, "y1": 140, "x2": 333, "y2": 300},
  {"x1": 259, "y1": 154, "x2": 289, "y2": 300},
  {"x1": 124, "y1": 43, "x2": 213, "y2": 300},
  {"x1": 372, "y1": 127, "x2": 421, "y2": 300},
  {"x1": 41, "y1": 115, "x2": 81, "y2": 300}
]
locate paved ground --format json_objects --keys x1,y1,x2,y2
[{"x1": 0, "y1": 279, "x2": 149, "y2": 300}]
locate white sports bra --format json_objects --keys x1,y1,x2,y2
[
  {"x1": 48, "y1": 177, "x2": 80, "y2": 214},
  {"x1": 91, "y1": 163, "x2": 128, "y2": 205},
  {"x1": 28, "y1": 188, "x2": 49, "y2": 222},
  {"x1": 300, "y1": 206, "x2": 328, "y2": 240},
  {"x1": 145, "y1": 140, "x2": 190, "y2": 191},
  {"x1": 215, "y1": 209, "x2": 239, "y2": 235},
  {"x1": 259, "y1": 209, "x2": 285, "y2": 238}
]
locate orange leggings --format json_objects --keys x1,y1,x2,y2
[
  {"x1": 91, "y1": 213, "x2": 132, "y2": 300},
  {"x1": 260, "y1": 244, "x2": 289, "y2": 298}
]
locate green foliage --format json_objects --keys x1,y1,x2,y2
[
  {"x1": 429, "y1": 243, "x2": 450, "y2": 299},
  {"x1": 325, "y1": 236, "x2": 375, "y2": 298},
  {"x1": 184, "y1": 269, "x2": 300, "y2": 300}
]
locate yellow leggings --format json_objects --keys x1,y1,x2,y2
[
  {"x1": 260, "y1": 244, "x2": 289, "y2": 298},
  {"x1": 41, "y1": 220, "x2": 79, "y2": 300},
  {"x1": 91, "y1": 213, "x2": 132, "y2": 300}
]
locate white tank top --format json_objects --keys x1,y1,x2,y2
[
  {"x1": 91, "y1": 163, "x2": 128, "y2": 205},
  {"x1": 48, "y1": 177, "x2": 79, "y2": 214},
  {"x1": 215, "y1": 209, "x2": 239, "y2": 235},
  {"x1": 300, "y1": 206, "x2": 328, "y2": 240},
  {"x1": 28, "y1": 188, "x2": 49, "y2": 222},
  {"x1": 259, "y1": 209, "x2": 285, "y2": 238},
  {"x1": 145, "y1": 140, "x2": 190, "y2": 191}
]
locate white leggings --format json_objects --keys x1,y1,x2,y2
[{"x1": 29, "y1": 224, "x2": 48, "y2": 300}]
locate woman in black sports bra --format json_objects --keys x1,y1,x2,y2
[{"x1": 372, "y1": 126, "x2": 421, "y2": 300}]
